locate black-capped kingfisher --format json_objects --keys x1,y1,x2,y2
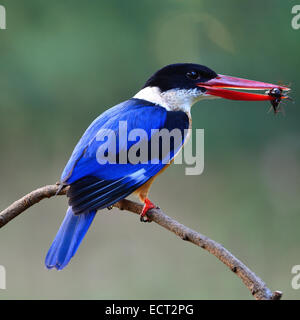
[{"x1": 45, "y1": 63, "x2": 290, "y2": 270}]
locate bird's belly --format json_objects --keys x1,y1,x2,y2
[{"x1": 134, "y1": 161, "x2": 173, "y2": 202}]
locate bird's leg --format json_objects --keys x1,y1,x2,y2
[
  {"x1": 140, "y1": 198, "x2": 155, "y2": 222},
  {"x1": 107, "y1": 199, "x2": 126, "y2": 211}
]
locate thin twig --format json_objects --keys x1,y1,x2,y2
[{"x1": 0, "y1": 183, "x2": 282, "y2": 300}]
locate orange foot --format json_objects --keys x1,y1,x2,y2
[{"x1": 140, "y1": 198, "x2": 155, "y2": 222}]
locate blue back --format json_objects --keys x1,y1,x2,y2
[{"x1": 62, "y1": 98, "x2": 189, "y2": 213}]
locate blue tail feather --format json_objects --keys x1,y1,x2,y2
[{"x1": 45, "y1": 207, "x2": 96, "y2": 270}]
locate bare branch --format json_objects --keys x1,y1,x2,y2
[{"x1": 0, "y1": 183, "x2": 282, "y2": 300}]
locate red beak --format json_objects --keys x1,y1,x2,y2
[{"x1": 197, "y1": 74, "x2": 290, "y2": 101}]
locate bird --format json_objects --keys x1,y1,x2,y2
[{"x1": 45, "y1": 63, "x2": 290, "y2": 270}]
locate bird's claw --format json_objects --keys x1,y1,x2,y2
[
  {"x1": 140, "y1": 198, "x2": 155, "y2": 223},
  {"x1": 140, "y1": 215, "x2": 151, "y2": 223}
]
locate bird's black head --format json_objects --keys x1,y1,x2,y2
[{"x1": 143, "y1": 63, "x2": 218, "y2": 92}]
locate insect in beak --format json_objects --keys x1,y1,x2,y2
[{"x1": 266, "y1": 87, "x2": 291, "y2": 114}]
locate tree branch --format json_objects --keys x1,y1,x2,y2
[{"x1": 0, "y1": 183, "x2": 282, "y2": 300}]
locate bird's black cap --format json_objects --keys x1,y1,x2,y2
[{"x1": 143, "y1": 63, "x2": 218, "y2": 92}]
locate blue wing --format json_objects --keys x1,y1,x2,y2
[{"x1": 61, "y1": 98, "x2": 190, "y2": 214}]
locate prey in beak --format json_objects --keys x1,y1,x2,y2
[
  {"x1": 197, "y1": 74, "x2": 291, "y2": 114},
  {"x1": 266, "y1": 88, "x2": 290, "y2": 114}
]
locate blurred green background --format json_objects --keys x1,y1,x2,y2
[{"x1": 0, "y1": 0, "x2": 299, "y2": 300}]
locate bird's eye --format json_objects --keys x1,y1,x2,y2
[{"x1": 186, "y1": 71, "x2": 200, "y2": 80}]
